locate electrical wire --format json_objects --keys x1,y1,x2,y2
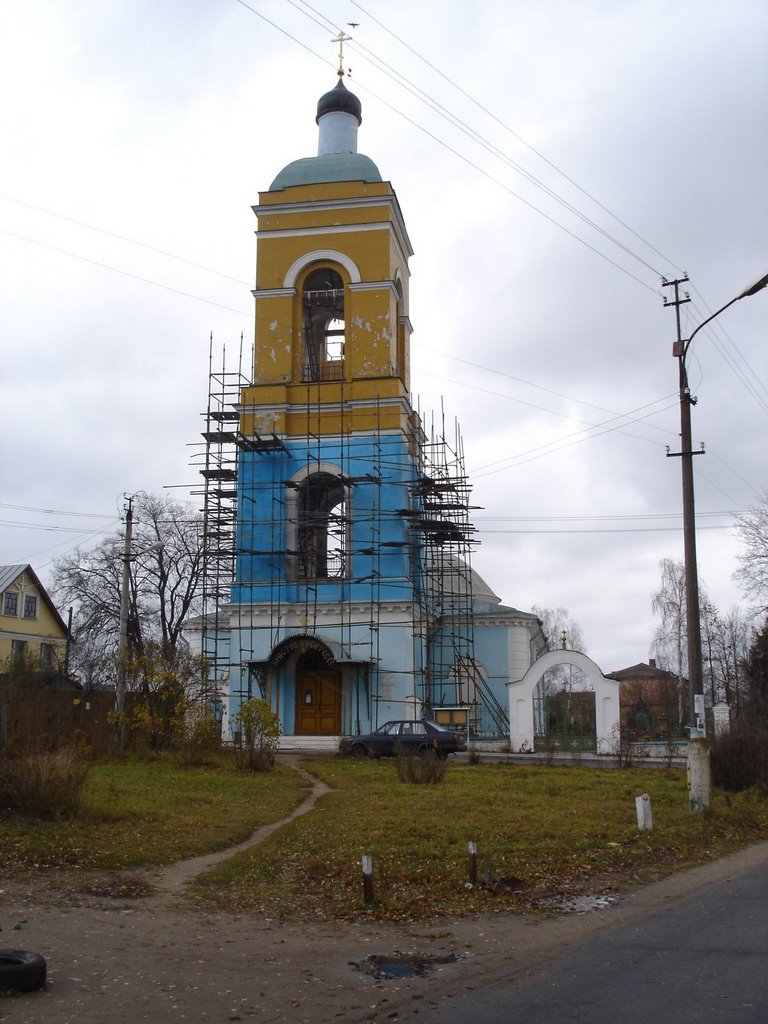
[
  {"x1": 296, "y1": 0, "x2": 668, "y2": 281},
  {"x1": 0, "y1": 502, "x2": 119, "y2": 519},
  {"x1": 0, "y1": 228, "x2": 253, "y2": 319},
  {"x1": 348, "y1": 0, "x2": 685, "y2": 277},
  {"x1": 231, "y1": 1, "x2": 660, "y2": 293},
  {"x1": 0, "y1": 195, "x2": 251, "y2": 286}
]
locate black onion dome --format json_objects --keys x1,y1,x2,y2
[{"x1": 316, "y1": 78, "x2": 362, "y2": 125}]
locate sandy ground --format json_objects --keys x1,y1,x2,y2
[{"x1": 2, "y1": 763, "x2": 768, "y2": 1024}]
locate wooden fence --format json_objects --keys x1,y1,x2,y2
[{"x1": 0, "y1": 685, "x2": 119, "y2": 756}]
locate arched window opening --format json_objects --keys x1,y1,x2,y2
[
  {"x1": 297, "y1": 473, "x2": 347, "y2": 579},
  {"x1": 303, "y1": 268, "x2": 345, "y2": 382}
]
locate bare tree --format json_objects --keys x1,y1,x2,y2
[
  {"x1": 734, "y1": 492, "x2": 768, "y2": 609},
  {"x1": 52, "y1": 493, "x2": 204, "y2": 685},
  {"x1": 651, "y1": 558, "x2": 692, "y2": 726},
  {"x1": 701, "y1": 599, "x2": 724, "y2": 706},
  {"x1": 532, "y1": 606, "x2": 586, "y2": 656},
  {"x1": 743, "y1": 619, "x2": 768, "y2": 726},
  {"x1": 651, "y1": 558, "x2": 688, "y2": 678},
  {"x1": 531, "y1": 605, "x2": 587, "y2": 692}
]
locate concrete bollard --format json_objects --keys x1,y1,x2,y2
[{"x1": 635, "y1": 792, "x2": 653, "y2": 830}]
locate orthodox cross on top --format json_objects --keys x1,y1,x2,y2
[{"x1": 331, "y1": 28, "x2": 354, "y2": 77}]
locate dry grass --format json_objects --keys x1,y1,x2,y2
[
  {"x1": 393, "y1": 746, "x2": 447, "y2": 784},
  {"x1": 2, "y1": 755, "x2": 766, "y2": 925},
  {"x1": 195, "y1": 759, "x2": 768, "y2": 921},
  {"x1": 0, "y1": 755, "x2": 306, "y2": 871},
  {"x1": 0, "y1": 747, "x2": 87, "y2": 820}
]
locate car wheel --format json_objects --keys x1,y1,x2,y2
[
  {"x1": 0, "y1": 950, "x2": 47, "y2": 993},
  {"x1": 350, "y1": 743, "x2": 368, "y2": 758}
]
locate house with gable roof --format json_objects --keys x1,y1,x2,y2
[{"x1": 0, "y1": 564, "x2": 68, "y2": 675}]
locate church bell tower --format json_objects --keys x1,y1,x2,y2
[{"x1": 226, "y1": 71, "x2": 426, "y2": 741}]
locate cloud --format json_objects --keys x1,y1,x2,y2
[{"x1": 1, "y1": 0, "x2": 766, "y2": 673}]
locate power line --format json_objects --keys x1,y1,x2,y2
[
  {"x1": 478, "y1": 524, "x2": 732, "y2": 535},
  {"x1": 474, "y1": 510, "x2": 740, "y2": 522},
  {"x1": 0, "y1": 194, "x2": 250, "y2": 286},
  {"x1": 234, "y1": 2, "x2": 660, "y2": 293},
  {"x1": 0, "y1": 519, "x2": 117, "y2": 533},
  {"x1": 0, "y1": 228, "x2": 253, "y2": 319},
  {"x1": 348, "y1": 0, "x2": 684, "y2": 278},
  {"x1": 320, "y1": 12, "x2": 667, "y2": 278},
  {"x1": 0, "y1": 502, "x2": 119, "y2": 519},
  {"x1": 419, "y1": 346, "x2": 678, "y2": 438}
]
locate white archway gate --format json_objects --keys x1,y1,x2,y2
[{"x1": 508, "y1": 650, "x2": 620, "y2": 754}]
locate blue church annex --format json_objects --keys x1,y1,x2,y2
[{"x1": 190, "y1": 74, "x2": 545, "y2": 745}]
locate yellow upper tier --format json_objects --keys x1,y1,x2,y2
[{"x1": 250, "y1": 178, "x2": 414, "y2": 406}]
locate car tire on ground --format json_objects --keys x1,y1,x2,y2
[
  {"x1": 0, "y1": 950, "x2": 47, "y2": 993},
  {"x1": 350, "y1": 743, "x2": 368, "y2": 758}
]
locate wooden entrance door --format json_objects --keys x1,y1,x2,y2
[{"x1": 296, "y1": 663, "x2": 342, "y2": 735}]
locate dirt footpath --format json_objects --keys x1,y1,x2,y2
[{"x1": 3, "y1": 765, "x2": 768, "y2": 1024}]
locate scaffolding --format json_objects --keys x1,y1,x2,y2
[
  {"x1": 195, "y1": 348, "x2": 508, "y2": 737},
  {"x1": 194, "y1": 337, "x2": 249, "y2": 694},
  {"x1": 405, "y1": 413, "x2": 509, "y2": 735}
]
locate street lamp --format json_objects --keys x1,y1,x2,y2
[{"x1": 664, "y1": 271, "x2": 768, "y2": 812}]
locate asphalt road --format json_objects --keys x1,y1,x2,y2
[{"x1": 392, "y1": 854, "x2": 768, "y2": 1023}]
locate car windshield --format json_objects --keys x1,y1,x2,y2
[{"x1": 375, "y1": 722, "x2": 400, "y2": 735}]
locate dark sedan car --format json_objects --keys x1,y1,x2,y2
[{"x1": 340, "y1": 719, "x2": 467, "y2": 758}]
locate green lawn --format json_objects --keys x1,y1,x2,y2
[
  {"x1": 2, "y1": 756, "x2": 766, "y2": 923},
  {"x1": 195, "y1": 759, "x2": 768, "y2": 920},
  {"x1": 0, "y1": 756, "x2": 306, "y2": 871}
]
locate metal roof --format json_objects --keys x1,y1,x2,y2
[{"x1": 270, "y1": 152, "x2": 382, "y2": 190}]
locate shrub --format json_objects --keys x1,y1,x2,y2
[
  {"x1": 607, "y1": 724, "x2": 648, "y2": 767},
  {"x1": 711, "y1": 723, "x2": 768, "y2": 791},
  {"x1": 178, "y1": 708, "x2": 222, "y2": 766},
  {"x1": 233, "y1": 699, "x2": 281, "y2": 771},
  {"x1": 393, "y1": 745, "x2": 447, "y2": 784},
  {"x1": 0, "y1": 746, "x2": 87, "y2": 819}
]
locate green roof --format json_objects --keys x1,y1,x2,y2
[{"x1": 270, "y1": 152, "x2": 382, "y2": 190}]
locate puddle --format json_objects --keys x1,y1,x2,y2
[
  {"x1": 354, "y1": 952, "x2": 459, "y2": 979},
  {"x1": 538, "y1": 892, "x2": 620, "y2": 914}
]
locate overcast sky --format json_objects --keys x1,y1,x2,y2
[{"x1": 1, "y1": 0, "x2": 766, "y2": 673}]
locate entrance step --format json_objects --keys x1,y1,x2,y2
[{"x1": 279, "y1": 735, "x2": 340, "y2": 753}]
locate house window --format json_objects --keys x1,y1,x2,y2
[
  {"x1": 302, "y1": 268, "x2": 345, "y2": 382},
  {"x1": 3, "y1": 591, "x2": 18, "y2": 616},
  {"x1": 297, "y1": 472, "x2": 347, "y2": 580},
  {"x1": 11, "y1": 639, "x2": 27, "y2": 663},
  {"x1": 40, "y1": 642, "x2": 55, "y2": 668},
  {"x1": 23, "y1": 594, "x2": 38, "y2": 619}
]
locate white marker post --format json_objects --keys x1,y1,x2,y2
[
  {"x1": 635, "y1": 792, "x2": 653, "y2": 831},
  {"x1": 362, "y1": 854, "x2": 374, "y2": 904}
]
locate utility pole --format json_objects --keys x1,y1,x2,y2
[
  {"x1": 116, "y1": 494, "x2": 134, "y2": 746},
  {"x1": 64, "y1": 606, "x2": 73, "y2": 680},
  {"x1": 662, "y1": 269, "x2": 768, "y2": 811},
  {"x1": 663, "y1": 276, "x2": 710, "y2": 811}
]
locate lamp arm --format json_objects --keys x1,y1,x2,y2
[{"x1": 682, "y1": 295, "x2": 740, "y2": 361}]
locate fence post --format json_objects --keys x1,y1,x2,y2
[
  {"x1": 362, "y1": 854, "x2": 374, "y2": 904},
  {"x1": 468, "y1": 840, "x2": 478, "y2": 884}
]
